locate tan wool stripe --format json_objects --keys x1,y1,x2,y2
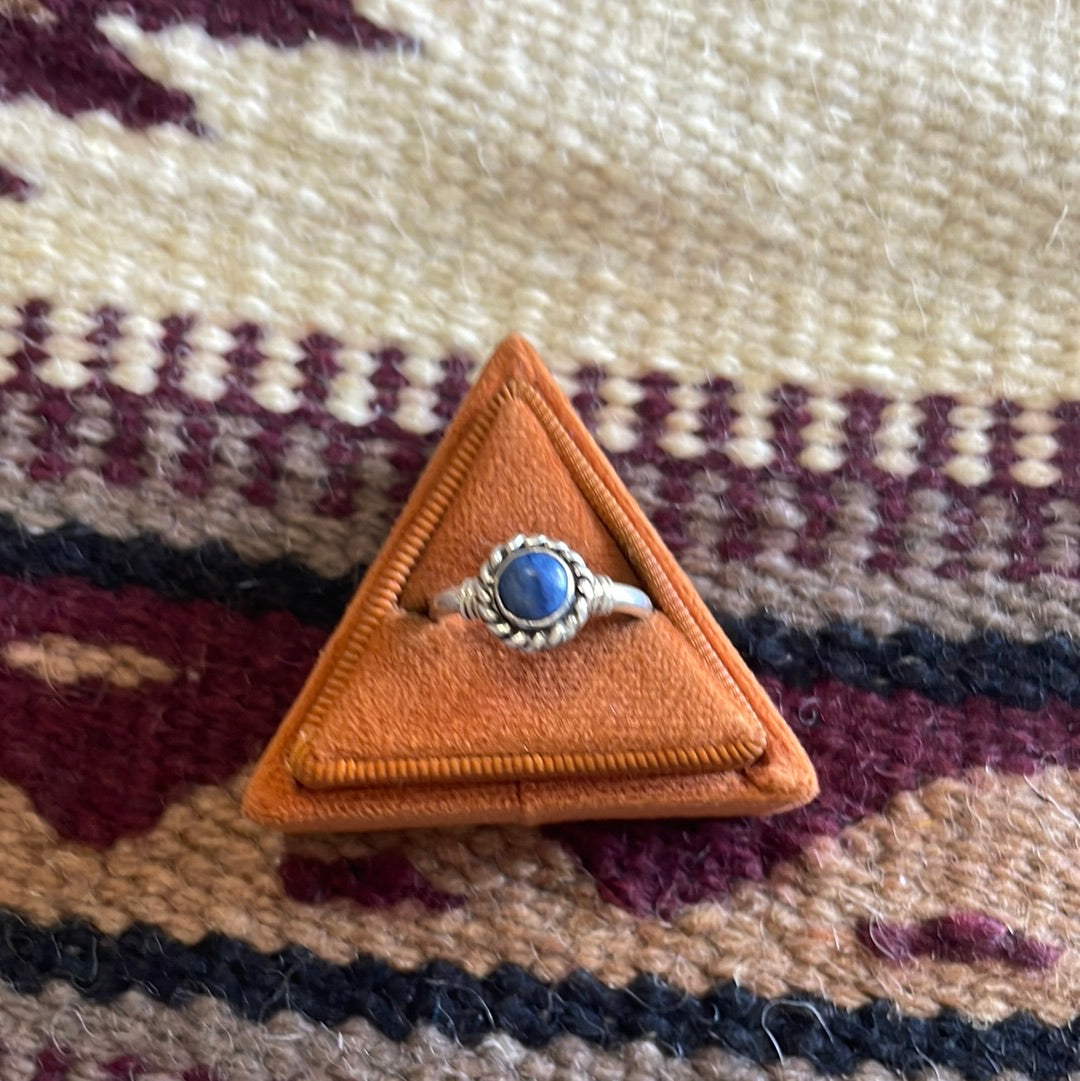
[
  {"x1": 4, "y1": 0, "x2": 1080, "y2": 404},
  {"x1": 0, "y1": 768, "x2": 1075, "y2": 1024},
  {"x1": 0, "y1": 0, "x2": 49, "y2": 19},
  {"x1": 2, "y1": 634, "x2": 176, "y2": 688},
  {"x1": 700, "y1": 558, "x2": 1080, "y2": 642},
  {"x1": 0, "y1": 982, "x2": 993, "y2": 1081},
  {"x1": 0, "y1": 471, "x2": 380, "y2": 579}
]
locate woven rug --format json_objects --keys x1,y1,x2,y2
[{"x1": 1, "y1": 0, "x2": 1079, "y2": 1077}]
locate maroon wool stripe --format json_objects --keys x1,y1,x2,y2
[
  {"x1": 0, "y1": 14, "x2": 202, "y2": 133},
  {"x1": 3, "y1": 314, "x2": 1076, "y2": 501},
  {"x1": 550, "y1": 675, "x2": 1080, "y2": 917},
  {"x1": 1, "y1": 570, "x2": 478, "y2": 910},
  {"x1": 0, "y1": 1, "x2": 414, "y2": 134},
  {"x1": 4, "y1": 572, "x2": 1080, "y2": 909},
  {"x1": 856, "y1": 913, "x2": 1063, "y2": 971},
  {"x1": 0, "y1": 165, "x2": 33, "y2": 202},
  {"x1": 0, "y1": 574, "x2": 324, "y2": 666},
  {"x1": 29, "y1": 1046, "x2": 214, "y2": 1081},
  {"x1": 3, "y1": 326, "x2": 1078, "y2": 577},
  {"x1": 280, "y1": 851, "x2": 466, "y2": 913},
  {"x1": 4, "y1": 302, "x2": 1077, "y2": 495},
  {"x1": 4, "y1": 303, "x2": 1076, "y2": 488},
  {"x1": 0, "y1": 575, "x2": 325, "y2": 847}
]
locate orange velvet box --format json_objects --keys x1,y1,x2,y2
[{"x1": 242, "y1": 336, "x2": 817, "y2": 831}]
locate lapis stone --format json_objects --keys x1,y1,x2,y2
[{"x1": 496, "y1": 551, "x2": 571, "y2": 622}]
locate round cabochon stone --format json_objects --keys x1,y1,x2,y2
[{"x1": 496, "y1": 551, "x2": 572, "y2": 622}]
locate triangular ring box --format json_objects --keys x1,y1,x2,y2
[{"x1": 243, "y1": 336, "x2": 817, "y2": 831}]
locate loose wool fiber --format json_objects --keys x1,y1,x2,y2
[{"x1": 0, "y1": 0, "x2": 1078, "y2": 1077}]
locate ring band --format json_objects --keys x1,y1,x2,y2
[{"x1": 429, "y1": 534, "x2": 653, "y2": 652}]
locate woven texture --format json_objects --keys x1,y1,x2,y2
[{"x1": 1, "y1": 0, "x2": 1079, "y2": 1077}]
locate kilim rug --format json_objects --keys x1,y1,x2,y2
[{"x1": 1, "y1": 0, "x2": 1079, "y2": 1077}]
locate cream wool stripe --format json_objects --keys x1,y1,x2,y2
[
  {"x1": 3, "y1": 0, "x2": 1080, "y2": 401},
  {"x1": 0, "y1": 770, "x2": 1075, "y2": 1024},
  {"x1": 0, "y1": 303, "x2": 1068, "y2": 483}
]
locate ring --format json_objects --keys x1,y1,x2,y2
[{"x1": 429, "y1": 534, "x2": 653, "y2": 652}]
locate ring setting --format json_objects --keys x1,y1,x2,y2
[{"x1": 429, "y1": 534, "x2": 653, "y2": 652}]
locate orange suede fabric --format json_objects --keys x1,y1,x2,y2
[{"x1": 243, "y1": 336, "x2": 818, "y2": 831}]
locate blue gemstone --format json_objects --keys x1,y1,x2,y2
[{"x1": 496, "y1": 551, "x2": 571, "y2": 622}]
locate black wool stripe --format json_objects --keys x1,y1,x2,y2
[
  {"x1": 717, "y1": 613, "x2": 1080, "y2": 711},
  {"x1": 1, "y1": 514, "x2": 1078, "y2": 709},
  {"x1": 0, "y1": 910, "x2": 1077, "y2": 1080},
  {"x1": 0, "y1": 514, "x2": 359, "y2": 629}
]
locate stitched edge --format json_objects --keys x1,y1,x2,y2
[{"x1": 289, "y1": 377, "x2": 766, "y2": 789}]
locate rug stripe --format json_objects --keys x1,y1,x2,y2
[
  {"x1": 0, "y1": 983, "x2": 1006, "y2": 1081},
  {"x1": 2, "y1": 574, "x2": 1078, "y2": 857},
  {"x1": 2, "y1": 553, "x2": 1076, "y2": 711},
  {"x1": 0, "y1": 472, "x2": 382, "y2": 579},
  {"x1": 2, "y1": 379, "x2": 1078, "y2": 581},
  {"x1": 0, "y1": 908, "x2": 1075, "y2": 1078},
  {"x1": 3, "y1": 497, "x2": 1079, "y2": 643},
  {"x1": 0, "y1": 575, "x2": 322, "y2": 847},
  {"x1": 551, "y1": 673, "x2": 1080, "y2": 916},
  {"x1": 1, "y1": 633, "x2": 175, "y2": 688},
  {"x1": 2, "y1": 306, "x2": 1079, "y2": 487},
  {"x1": 0, "y1": 514, "x2": 361, "y2": 629},
  {"x1": 0, "y1": 770, "x2": 1076, "y2": 1026},
  {"x1": 4, "y1": 460, "x2": 1079, "y2": 616},
  {"x1": 720, "y1": 616, "x2": 1080, "y2": 710}
]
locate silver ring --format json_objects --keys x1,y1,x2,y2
[{"x1": 429, "y1": 533, "x2": 653, "y2": 652}]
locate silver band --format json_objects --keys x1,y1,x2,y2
[
  {"x1": 429, "y1": 534, "x2": 653, "y2": 652},
  {"x1": 430, "y1": 578, "x2": 654, "y2": 621}
]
